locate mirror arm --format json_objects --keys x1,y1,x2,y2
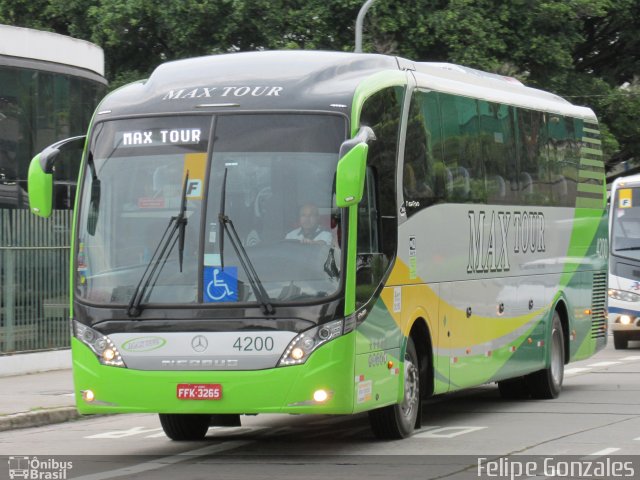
[
  {"x1": 339, "y1": 126, "x2": 376, "y2": 158},
  {"x1": 39, "y1": 135, "x2": 86, "y2": 173}
]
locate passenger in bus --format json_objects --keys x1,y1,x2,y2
[{"x1": 285, "y1": 203, "x2": 332, "y2": 246}]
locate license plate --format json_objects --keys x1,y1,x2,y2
[{"x1": 177, "y1": 383, "x2": 222, "y2": 400}]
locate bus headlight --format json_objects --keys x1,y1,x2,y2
[
  {"x1": 278, "y1": 319, "x2": 345, "y2": 366},
  {"x1": 608, "y1": 289, "x2": 640, "y2": 303},
  {"x1": 620, "y1": 315, "x2": 633, "y2": 325},
  {"x1": 73, "y1": 320, "x2": 126, "y2": 368}
]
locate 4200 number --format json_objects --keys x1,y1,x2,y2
[{"x1": 233, "y1": 336, "x2": 275, "y2": 352}]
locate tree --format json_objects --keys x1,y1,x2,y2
[{"x1": 1, "y1": 0, "x2": 638, "y2": 167}]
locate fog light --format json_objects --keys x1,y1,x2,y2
[
  {"x1": 291, "y1": 347, "x2": 305, "y2": 361},
  {"x1": 82, "y1": 390, "x2": 95, "y2": 402},
  {"x1": 620, "y1": 315, "x2": 632, "y2": 325},
  {"x1": 313, "y1": 389, "x2": 329, "y2": 402}
]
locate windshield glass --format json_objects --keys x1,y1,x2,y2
[
  {"x1": 76, "y1": 114, "x2": 346, "y2": 306},
  {"x1": 205, "y1": 114, "x2": 345, "y2": 304},
  {"x1": 612, "y1": 186, "x2": 640, "y2": 261}
]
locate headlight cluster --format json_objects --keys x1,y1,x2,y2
[
  {"x1": 74, "y1": 320, "x2": 126, "y2": 367},
  {"x1": 608, "y1": 289, "x2": 640, "y2": 303},
  {"x1": 278, "y1": 319, "x2": 347, "y2": 366}
]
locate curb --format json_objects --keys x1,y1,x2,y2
[{"x1": 0, "y1": 407, "x2": 80, "y2": 432}]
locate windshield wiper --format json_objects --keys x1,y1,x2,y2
[
  {"x1": 127, "y1": 172, "x2": 190, "y2": 317},
  {"x1": 218, "y1": 168, "x2": 275, "y2": 315}
]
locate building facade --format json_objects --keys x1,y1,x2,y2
[{"x1": 1, "y1": 25, "x2": 107, "y2": 353}]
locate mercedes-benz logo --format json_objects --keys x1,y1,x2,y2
[{"x1": 191, "y1": 335, "x2": 208, "y2": 353}]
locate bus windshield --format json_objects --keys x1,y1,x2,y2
[
  {"x1": 75, "y1": 114, "x2": 346, "y2": 307},
  {"x1": 611, "y1": 186, "x2": 640, "y2": 260}
]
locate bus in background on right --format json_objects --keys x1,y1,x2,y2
[{"x1": 609, "y1": 173, "x2": 640, "y2": 349}]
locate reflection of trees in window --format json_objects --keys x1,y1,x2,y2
[
  {"x1": 403, "y1": 93, "x2": 435, "y2": 211},
  {"x1": 547, "y1": 115, "x2": 578, "y2": 206},
  {"x1": 516, "y1": 109, "x2": 550, "y2": 205},
  {"x1": 479, "y1": 102, "x2": 515, "y2": 204},
  {"x1": 1, "y1": 65, "x2": 105, "y2": 210},
  {"x1": 439, "y1": 93, "x2": 484, "y2": 203},
  {"x1": 403, "y1": 91, "x2": 451, "y2": 215},
  {"x1": 404, "y1": 90, "x2": 587, "y2": 208}
]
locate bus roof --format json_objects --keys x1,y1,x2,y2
[
  {"x1": 97, "y1": 50, "x2": 596, "y2": 122},
  {"x1": 612, "y1": 173, "x2": 640, "y2": 189},
  {"x1": 412, "y1": 62, "x2": 596, "y2": 121}
]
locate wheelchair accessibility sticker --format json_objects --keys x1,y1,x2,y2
[{"x1": 204, "y1": 266, "x2": 238, "y2": 302}]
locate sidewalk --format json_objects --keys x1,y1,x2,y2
[{"x1": 0, "y1": 351, "x2": 80, "y2": 432}]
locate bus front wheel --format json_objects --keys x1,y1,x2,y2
[
  {"x1": 159, "y1": 413, "x2": 210, "y2": 441},
  {"x1": 613, "y1": 332, "x2": 628, "y2": 350},
  {"x1": 368, "y1": 337, "x2": 420, "y2": 439}
]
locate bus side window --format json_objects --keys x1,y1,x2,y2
[
  {"x1": 403, "y1": 90, "x2": 441, "y2": 215},
  {"x1": 516, "y1": 109, "x2": 549, "y2": 205},
  {"x1": 355, "y1": 87, "x2": 402, "y2": 307},
  {"x1": 356, "y1": 168, "x2": 385, "y2": 302},
  {"x1": 439, "y1": 93, "x2": 485, "y2": 203}
]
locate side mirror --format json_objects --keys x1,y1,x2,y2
[
  {"x1": 335, "y1": 126, "x2": 376, "y2": 207},
  {"x1": 27, "y1": 135, "x2": 86, "y2": 218}
]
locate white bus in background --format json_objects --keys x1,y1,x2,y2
[{"x1": 608, "y1": 173, "x2": 640, "y2": 348}]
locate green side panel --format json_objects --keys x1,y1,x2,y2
[
  {"x1": 581, "y1": 137, "x2": 601, "y2": 146},
  {"x1": 560, "y1": 200, "x2": 609, "y2": 361},
  {"x1": 73, "y1": 333, "x2": 357, "y2": 415},
  {"x1": 581, "y1": 147, "x2": 603, "y2": 156},
  {"x1": 353, "y1": 295, "x2": 403, "y2": 412},
  {"x1": 578, "y1": 170, "x2": 605, "y2": 181},
  {"x1": 580, "y1": 158, "x2": 604, "y2": 168},
  {"x1": 432, "y1": 358, "x2": 450, "y2": 394},
  {"x1": 344, "y1": 204, "x2": 358, "y2": 315},
  {"x1": 576, "y1": 198, "x2": 605, "y2": 209},
  {"x1": 578, "y1": 183, "x2": 605, "y2": 194},
  {"x1": 27, "y1": 155, "x2": 53, "y2": 218},
  {"x1": 448, "y1": 319, "x2": 543, "y2": 391}
]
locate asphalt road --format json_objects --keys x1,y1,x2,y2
[{"x1": 1, "y1": 339, "x2": 639, "y2": 479}]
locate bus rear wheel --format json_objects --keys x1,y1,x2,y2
[
  {"x1": 526, "y1": 310, "x2": 565, "y2": 399},
  {"x1": 368, "y1": 337, "x2": 420, "y2": 439},
  {"x1": 159, "y1": 413, "x2": 211, "y2": 441}
]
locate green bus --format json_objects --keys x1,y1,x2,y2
[{"x1": 28, "y1": 51, "x2": 608, "y2": 440}]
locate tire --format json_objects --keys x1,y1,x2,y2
[
  {"x1": 613, "y1": 332, "x2": 628, "y2": 350},
  {"x1": 369, "y1": 337, "x2": 420, "y2": 439},
  {"x1": 526, "y1": 310, "x2": 564, "y2": 399},
  {"x1": 497, "y1": 376, "x2": 530, "y2": 399},
  {"x1": 159, "y1": 413, "x2": 211, "y2": 441}
]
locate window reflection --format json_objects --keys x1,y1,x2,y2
[{"x1": 0, "y1": 64, "x2": 105, "y2": 210}]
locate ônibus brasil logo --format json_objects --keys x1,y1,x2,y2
[{"x1": 8, "y1": 456, "x2": 72, "y2": 479}]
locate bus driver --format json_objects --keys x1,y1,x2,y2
[{"x1": 285, "y1": 203, "x2": 332, "y2": 246}]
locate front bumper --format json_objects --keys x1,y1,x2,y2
[
  {"x1": 72, "y1": 333, "x2": 356, "y2": 415},
  {"x1": 608, "y1": 307, "x2": 640, "y2": 334}
]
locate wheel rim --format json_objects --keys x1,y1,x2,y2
[
  {"x1": 401, "y1": 352, "x2": 419, "y2": 420},
  {"x1": 550, "y1": 326, "x2": 563, "y2": 387}
]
